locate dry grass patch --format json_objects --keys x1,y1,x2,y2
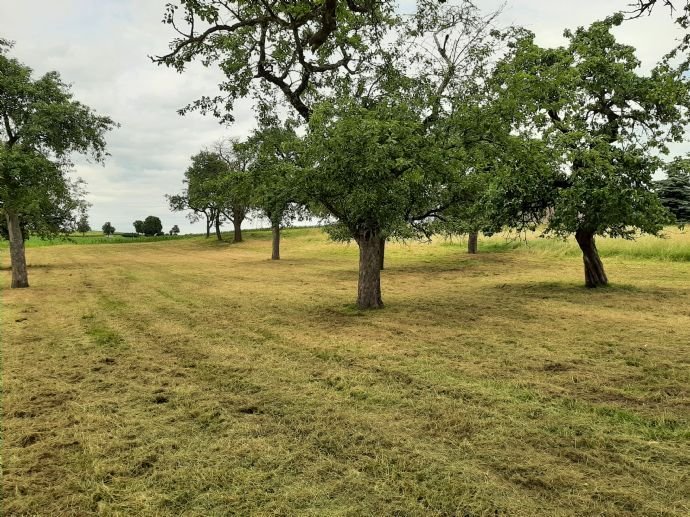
[{"x1": 2, "y1": 228, "x2": 689, "y2": 515}]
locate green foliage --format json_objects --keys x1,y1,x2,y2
[
  {"x1": 170, "y1": 224, "x2": 180, "y2": 235},
  {"x1": 102, "y1": 221, "x2": 115, "y2": 236},
  {"x1": 76, "y1": 213, "x2": 91, "y2": 235},
  {"x1": 0, "y1": 148, "x2": 88, "y2": 238},
  {"x1": 168, "y1": 147, "x2": 252, "y2": 230},
  {"x1": 133, "y1": 220, "x2": 145, "y2": 234},
  {"x1": 215, "y1": 139, "x2": 254, "y2": 223},
  {"x1": 242, "y1": 121, "x2": 305, "y2": 228},
  {"x1": 0, "y1": 42, "x2": 116, "y2": 239},
  {"x1": 154, "y1": 0, "x2": 396, "y2": 122},
  {"x1": 303, "y1": 97, "x2": 452, "y2": 242},
  {"x1": 656, "y1": 156, "x2": 690, "y2": 223},
  {"x1": 141, "y1": 216, "x2": 163, "y2": 236},
  {"x1": 492, "y1": 15, "x2": 690, "y2": 240}
]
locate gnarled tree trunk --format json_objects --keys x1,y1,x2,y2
[
  {"x1": 355, "y1": 228, "x2": 383, "y2": 309},
  {"x1": 232, "y1": 209, "x2": 244, "y2": 243},
  {"x1": 468, "y1": 231, "x2": 478, "y2": 254},
  {"x1": 575, "y1": 229, "x2": 608, "y2": 288},
  {"x1": 214, "y1": 215, "x2": 223, "y2": 241},
  {"x1": 5, "y1": 210, "x2": 29, "y2": 288},
  {"x1": 205, "y1": 214, "x2": 212, "y2": 238},
  {"x1": 271, "y1": 223, "x2": 280, "y2": 260}
]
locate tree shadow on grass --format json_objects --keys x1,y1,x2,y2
[{"x1": 492, "y1": 281, "x2": 689, "y2": 302}]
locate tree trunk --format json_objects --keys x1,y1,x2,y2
[
  {"x1": 271, "y1": 223, "x2": 280, "y2": 260},
  {"x1": 215, "y1": 215, "x2": 223, "y2": 241},
  {"x1": 379, "y1": 236, "x2": 386, "y2": 270},
  {"x1": 6, "y1": 210, "x2": 29, "y2": 288},
  {"x1": 355, "y1": 229, "x2": 383, "y2": 309},
  {"x1": 205, "y1": 215, "x2": 211, "y2": 238},
  {"x1": 575, "y1": 229, "x2": 608, "y2": 288},
  {"x1": 468, "y1": 231, "x2": 478, "y2": 254},
  {"x1": 233, "y1": 213, "x2": 243, "y2": 243}
]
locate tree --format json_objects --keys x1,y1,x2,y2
[
  {"x1": 214, "y1": 139, "x2": 254, "y2": 243},
  {"x1": 295, "y1": 1, "x2": 505, "y2": 308},
  {"x1": 242, "y1": 121, "x2": 305, "y2": 260},
  {"x1": 1, "y1": 41, "x2": 116, "y2": 287},
  {"x1": 153, "y1": 0, "x2": 395, "y2": 123},
  {"x1": 656, "y1": 157, "x2": 690, "y2": 223},
  {"x1": 170, "y1": 224, "x2": 181, "y2": 236},
  {"x1": 142, "y1": 216, "x2": 163, "y2": 236},
  {"x1": 133, "y1": 220, "x2": 145, "y2": 234},
  {"x1": 167, "y1": 151, "x2": 230, "y2": 240},
  {"x1": 102, "y1": 221, "x2": 115, "y2": 237},
  {"x1": 492, "y1": 15, "x2": 690, "y2": 287},
  {"x1": 76, "y1": 213, "x2": 91, "y2": 236},
  {"x1": 303, "y1": 97, "x2": 453, "y2": 309}
]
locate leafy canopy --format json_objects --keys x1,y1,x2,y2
[
  {"x1": 492, "y1": 15, "x2": 690, "y2": 238},
  {"x1": 142, "y1": 216, "x2": 163, "y2": 236},
  {"x1": 241, "y1": 121, "x2": 304, "y2": 227},
  {"x1": 0, "y1": 41, "x2": 116, "y2": 238},
  {"x1": 303, "y1": 96, "x2": 450, "y2": 240},
  {"x1": 153, "y1": 0, "x2": 395, "y2": 122}
]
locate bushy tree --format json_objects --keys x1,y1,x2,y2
[
  {"x1": 242, "y1": 120, "x2": 305, "y2": 260},
  {"x1": 1, "y1": 40, "x2": 116, "y2": 287},
  {"x1": 133, "y1": 219, "x2": 145, "y2": 234},
  {"x1": 76, "y1": 213, "x2": 91, "y2": 236},
  {"x1": 102, "y1": 221, "x2": 115, "y2": 236},
  {"x1": 492, "y1": 15, "x2": 690, "y2": 287},
  {"x1": 296, "y1": 1, "x2": 505, "y2": 308},
  {"x1": 214, "y1": 139, "x2": 253, "y2": 243},
  {"x1": 656, "y1": 157, "x2": 690, "y2": 223},
  {"x1": 170, "y1": 224, "x2": 180, "y2": 235},
  {"x1": 168, "y1": 151, "x2": 230, "y2": 240},
  {"x1": 142, "y1": 216, "x2": 163, "y2": 236},
  {"x1": 303, "y1": 97, "x2": 453, "y2": 309}
]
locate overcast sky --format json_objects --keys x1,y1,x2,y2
[{"x1": 1, "y1": 1, "x2": 686, "y2": 234}]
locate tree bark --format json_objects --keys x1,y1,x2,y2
[
  {"x1": 355, "y1": 229, "x2": 383, "y2": 309},
  {"x1": 575, "y1": 229, "x2": 608, "y2": 288},
  {"x1": 215, "y1": 215, "x2": 223, "y2": 241},
  {"x1": 379, "y1": 236, "x2": 386, "y2": 270},
  {"x1": 205, "y1": 215, "x2": 212, "y2": 238},
  {"x1": 5, "y1": 210, "x2": 29, "y2": 288},
  {"x1": 271, "y1": 223, "x2": 280, "y2": 260},
  {"x1": 233, "y1": 210, "x2": 244, "y2": 243},
  {"x1": 468, "y1": 231, "x2": 478, "y2": 254}
]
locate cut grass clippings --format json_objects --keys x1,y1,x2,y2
[{"x1": 2, "y1": 227, "x2": 689, "y2": 515}]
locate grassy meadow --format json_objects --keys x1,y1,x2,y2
[{"x1": 2, "y1": 227, "x2": 689, "y2": 515}]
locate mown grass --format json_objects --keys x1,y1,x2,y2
[{"x1": 2, "y1": 228, "x2": 689, "y2": 515}]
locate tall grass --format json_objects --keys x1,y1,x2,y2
[{"x1": 444, "y1": 226, "x2": 690, "y2": 262}]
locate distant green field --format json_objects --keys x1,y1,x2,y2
[{"x1": 0, "y1": 232, "x2": 199, "y2": 248}]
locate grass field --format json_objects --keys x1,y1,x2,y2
[
  {"x1": 0, "y1": 232, "x2": 200, "y2": 248},
  {"x1": 2, "y1": 228, "x2": 689, "y2": 515}
]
